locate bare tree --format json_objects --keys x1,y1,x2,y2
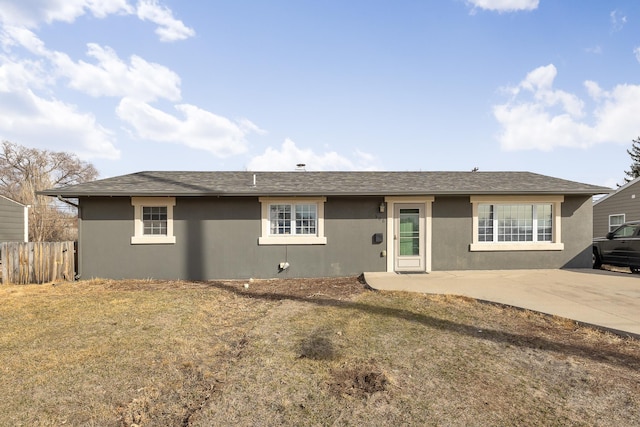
[
  {"x1": 0, "y1": 141, "x2": 98, "y2": 241},
  {"x1": 624, "y1": 136, "x2": 640, "y2": 184}
]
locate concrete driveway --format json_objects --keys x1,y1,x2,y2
[{"x1": 364, "y1": 269, "x2": 640, "y2": 338}]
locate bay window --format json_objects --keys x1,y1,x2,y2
[{"x1": 470, "y1": 196, "x2": 563, "y2": 251}]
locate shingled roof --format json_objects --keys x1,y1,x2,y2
[{"x1": 41, "y1": 171, "x2": 611, "y2": 198}]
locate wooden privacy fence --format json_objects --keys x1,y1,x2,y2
[{"x1": 1, "y1": 241, "x2": 75, "y2": 284}]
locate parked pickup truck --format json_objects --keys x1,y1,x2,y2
[{"x1": 593, "y1": 221, "x2": 640, "y2": 273}]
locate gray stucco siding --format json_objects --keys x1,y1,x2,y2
[
  {"x1": 430, "y1": 195, "x2": 593, "y2": 270},
  {"x1": 77, "y1": 193, "x2": 593, "y2": 280},
  {"x1": 78, "y1": 196, "x2": 387, "y2": 280},
  {"x1": 430, "y1": 196, "x2": 472, "y2": 270},
  {"x1": 560, "y1": 196, "x2": 594, "y2": 268}
]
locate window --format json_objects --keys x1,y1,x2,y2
[
  {"x1": 131, "y1": 197, "x2": 176, "y2": 244},
  {"x1": 478, "y1": 204, "x2": 552, "y2": 243},
  {"x1": 470, "y1": 196, "x2": 563, "y2": 251},
  {"x1": 143, "y1": 206, "x2": 168, "y2": 235},
  {"x1": 259, "y1": 197, "x2": 326, "y2": 245},
  {"x1": 268, "y1": 204, "x2": 318, "y2": 236},
  {"x1": 609, "y1": 214, "x2": 625, "y2": 232}
]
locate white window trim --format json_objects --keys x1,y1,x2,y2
[
  {"x1": 258, "y1": 197, "x2": 327, "y2": 245},
  {"x1": 131, "y1": 197, "x2": 176, "y2": 244},
  {"x1": 608, "y1": 214, "x2": 625, "y2": 232},
  {"x1": 469, "y1": 195, "x2": 564, "y2": 251}
]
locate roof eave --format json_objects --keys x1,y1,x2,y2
[{"x1": 44, "y1": 189, "x2": 610, "y2": 198}]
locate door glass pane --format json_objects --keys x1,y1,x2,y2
[{"x1": 399, "y1": 208, "x2": 420, "y2": 256}]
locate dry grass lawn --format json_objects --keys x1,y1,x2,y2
[{"x1": 1, "y1": 276, "x2": 639, "y2": 426}]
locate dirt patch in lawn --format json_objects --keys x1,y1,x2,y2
[
  {"x1": 95, "y1": 275, "x2": 367, "y2": 299},
  {"x1": 329, "y1": 359, "x2": 389, "y2": 398},
  {"x1": 208, "y1": 275, "x2": 368, "y2": 300},
  {"x1": 1, "y1": 276, "x2": 639, "y2": 426}
]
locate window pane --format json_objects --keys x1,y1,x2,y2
[
  {"x1": 270, "y1": 204, "x2": 291, "y2": 235},
  {"x1": 497, "y1": 205, "x2": 533, "y2": 242},
  {"x1": 536, "y1": 204, "x2": 553, "y2": 242},
  {"x1": 478, "y1": 204, "x2": 494, "y2": 242},
  {"x1": 143, "y1": 206, "x2": 167, "y2": 235},
  {"x1": 295, "y1": 204, "x2": 317, "y2": 235}
]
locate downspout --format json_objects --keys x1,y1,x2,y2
[{"x1": 57, "y1": 195, "x2": 81, "y2": 280}]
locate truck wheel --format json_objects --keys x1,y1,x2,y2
[{"x1": 592, "y1": 250, "x2": 602, "y2": 269}]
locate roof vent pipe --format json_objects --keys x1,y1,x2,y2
[{"x1": 252, "y1": 173, "x2": 256, "y2": 187}]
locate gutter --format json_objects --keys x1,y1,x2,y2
[{"x1": 57, "y1": 195, "x2": 79, "y2": 208}]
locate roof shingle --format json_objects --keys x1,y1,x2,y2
[{"x1": 40, "y1": 171, "x2": 612, "y2": 197}]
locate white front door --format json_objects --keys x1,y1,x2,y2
[{"x1": 394, "y1": 203, "x2": 425, "y2": 272}]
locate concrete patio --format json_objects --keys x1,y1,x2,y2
[{"x1": 364, "y1": 269, "x2": 640, "y2": 338}]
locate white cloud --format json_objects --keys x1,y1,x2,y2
[
  {"x1": 136, "y1": 0, "x2": 195, "y2": 42},
  {"x1": 610, "y1": 10, "x2": 627, "y2": 32},
  {"x1": 584, "y1": 80, "x2": 604, "y2": 100},
  {"x1": 3, "y1": 26, "x2": 181, "y2": 101},
  {"x1": 0, "y1": 88, "x2": 119, "y2": 159},
  {"x1": 0, "y1": 51, "x2": 119, "y2": 159},
  {"x1": 0, "y1": 0, "x2": 133, "y2": 28},
  {"x1": 0, "y1": 55, "x2": 49, "y2": 91},
  {"x1": 494, "y1": 64, "x2": 640, "y2": 151},
  {"x1": 635, "y1": 47, "x2": 640, "y2": 63},
  {"x1": 591, "y1": 84, "x2": 640, "y2": 142},
  {"x1": 519, "y1": 64, "x2": 585, "y2": 117},
  {"x1": 467, "y1": 0, "x2": 539, "y2": 13},
  {"x1": 1, "y1": 25, "x2": 48, "y2": 54},
  {"x1": 0, "y1": 0, "x2": 193, "y2": 43},
  {"x1": 116, "y1": 97, "x2": 261, "y2": 157},
  {"x1": 52, "y1": 43, "x2": 182, "y2": 102},
  {"x1": 1, "y1": 15, "x2": 250, "y2": 162},
  {"x1": 247, "y1": 138, "x2": 379, "y2": 171},
  {"x1": 0, "y1": 2, "x2": 251, "y2": 163}
]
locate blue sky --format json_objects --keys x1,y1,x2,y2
[{"x1": 0, "y1": 1, "x2": 639, "y2": 188}]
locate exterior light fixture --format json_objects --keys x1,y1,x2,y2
[{"x1": 379, "y1": 202, "x2": 385, "y2": 213}]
